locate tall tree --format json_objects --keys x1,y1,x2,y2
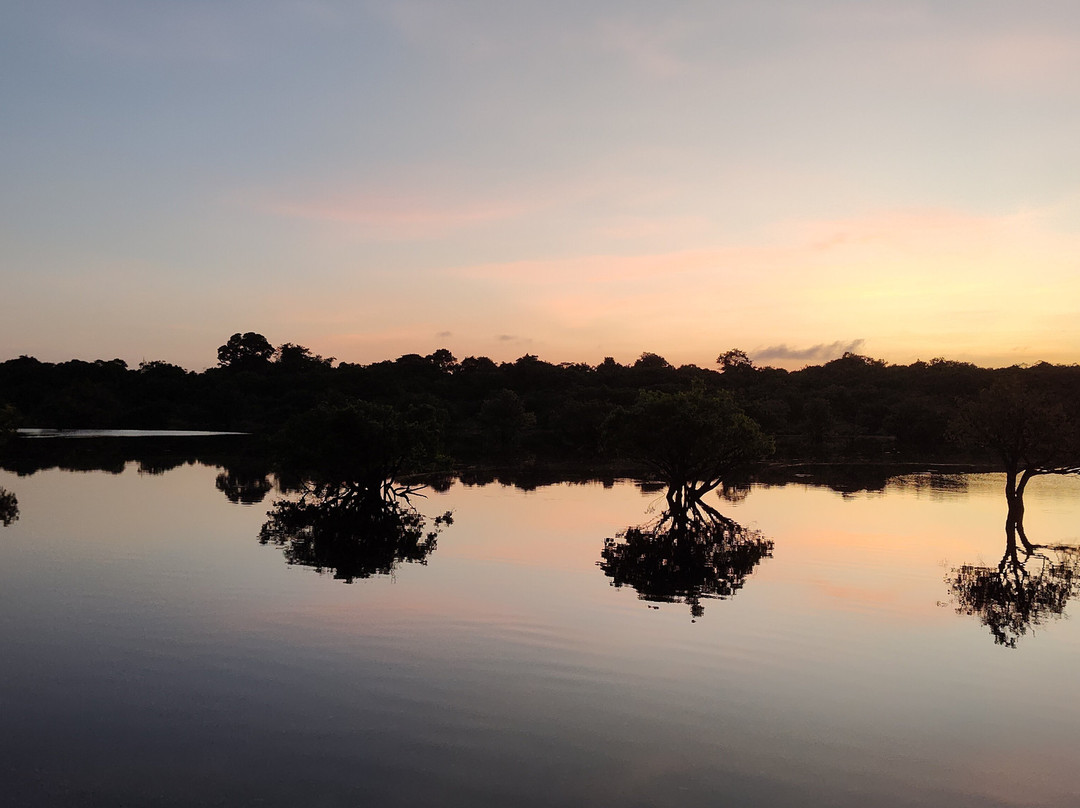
[
  {"x1": 605, "y1": 386, "x2": 773, "y2": 510},
  {"x1": 217, "y1": 332, "x2": 275, "y2": 371},
  {"x1": 952, "y1": 378, "x2": 1080, "y2": 520}
]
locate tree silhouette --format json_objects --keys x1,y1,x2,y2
[
  {"x1": 259, "y1": 481, "x2": 451, "y2": 582},
  {"x1": 948, "y1": 515, "x2": 1080, "y2": 648},
  {"x1": 633, "y1": 352, "x2": 674, "y2": 371},
  {"x1": 952, "y1": 377, "x2": 1080, "y2": 522},
  {"x1": 605, "y1": 386, "x2": 772, "y2": 513},
  {"x1": 261, "y1": 398, "x2": 452, "y2": 581},
  {"x1": 274, "y1": 342, "x2": 333, "y2": 372},
  {"x1": 0, "y1": 487, "x2": 18, "y2": 527},
  {"x1": 599, "y1": 501, "x2": 772, "y2": 617},
  {"x1": 426, "y1": 348, "x2": 458, "y2": 373},
  {"x1": 217, "y1": 332, "x2": 275, "y2": 372},
  {"x1": 275, "y1": 399, "x2": 446, "y2": 492},
  {"x1": 717, "y1": 348, "x2": 753, "y2": 372},
  {"x1": 478, "y1": 389, "x2": 535, "y2": 452}
]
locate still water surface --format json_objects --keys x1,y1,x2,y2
[{"x1": 1, "y1": 463, "x2": 1079, "y2": 806}]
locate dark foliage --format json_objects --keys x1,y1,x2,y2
[
  {"x1": 218, "y1": 332, "x2": 275, "y2": 371},
  {"x1": 604, "y1": 385, "x2": 773, "y2": 503},
  {"x1": 951, "y1": 373, "x2": 1080, "y2": 517},
  {"x1": 3, "y1": 337, "x2": 1080, "y2": 469},
  {"x1": 274, "y1": 398, "x2": 447, "y2": 490}
]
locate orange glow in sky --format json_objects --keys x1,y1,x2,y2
[{"x1": 2, "y1": 2, "x2": 1078, "y2": 369}]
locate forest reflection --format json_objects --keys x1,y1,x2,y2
[
  {"x1": 258, "y1": 480, "x2": 452, "y2": 583},
  {"x1": 599, "y1": 490, "x2": 772, "y2": 618},
  {"x1": 949, "y1": 513, "x2": 1080, "y2": 648}
]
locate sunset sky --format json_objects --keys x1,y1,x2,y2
[{"x1": 2, "y1": 1, "x2": 1078, "y2": 370}]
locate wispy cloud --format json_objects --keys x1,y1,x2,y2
[{"x1": 754, "y1": 340, "x2": 865, "y2": 363}]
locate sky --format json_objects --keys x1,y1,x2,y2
[{"x1": 2, "y1": 0, "x2": 1079, "y2": 371}]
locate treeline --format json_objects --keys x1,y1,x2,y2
[{"x1": 2, "y1": 334, "x2": 1079, "y2": 462}]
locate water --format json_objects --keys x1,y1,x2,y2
[
  {"x1": 1, "y1": 463, "x2": 1079, "y2": 806},
  {"x1": 17, "y1": 428, "x2": 246, "y2": 438}
]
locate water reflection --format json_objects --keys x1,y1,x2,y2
[
  {"x1": 259, "y1": 481, "x2": 452, "y2": 582},
  {"x1": 599, "y1": 496, "x2": 772, "y2": 618},
  {"x1": 0, "y1": 487, "x2": 17, "y2": 526},
  {"x1": 0, "y1": 434, "x2": 253, "y2": 477},
  {"x1": 756, "y1": 464, "x2": 976, "y2": 497},
  {"x1": 215, "y1": 465, "x2": 274, "y2": 504},
  {"x1": 949, "y1": 515, "x2": 1080, "y2": 648},
  {"x1": 456, "y1": 467, "x2": 618, "y2": 491}
]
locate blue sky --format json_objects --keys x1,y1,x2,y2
[{"x1": 2, "y1": 1, "x2": 1079, "y2": 369}]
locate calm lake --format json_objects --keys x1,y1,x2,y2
[{"x1": 2, "y1": 458, "x2": 1079, "y2": 807}]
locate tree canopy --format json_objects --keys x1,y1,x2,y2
[
  {"x1": 6, "y1": 334, "x2": 1080, "y2": 470},
  {"x1": 276, "y1": 399, "x2": 445, "y2": 489},
  {"x1": 951, "y1": 375, "x2": 1080, "y2": 514},
  {"x1": 605, "y1": 386, "x2": 773, "y2": 508},
  {"x1": 217, "y1": 332, "x2": 275, "y2": 371}
]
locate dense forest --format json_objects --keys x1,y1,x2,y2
[{"x1": 2, "y1": 333, "x2": 1080, "y2": 468}]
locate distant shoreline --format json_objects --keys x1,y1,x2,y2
[{"x1": 16, "y1": 428, "x2": 248, "y2": 439}]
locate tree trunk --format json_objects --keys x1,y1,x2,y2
[
  {"x1": 1004, "y1": 466, "x2": 1025, "y2": 524},
  {"x1": 1004, "y1": 466, "x2": 1036, "y2": 553}
]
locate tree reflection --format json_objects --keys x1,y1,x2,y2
[
  {"x1": 0, "y1": 486, "x2": 18, "y2": 526},
  {"x1": 259, "y1": 481, "x2": 452, "y2": 583},
  {"x1": 215, "y1": 466, "x2": 273, "y2": 504},
  {"x1": 599, "y1": 495, "x2": 772, "y2": 618},
  {"x1": 949, "y1": 514, "x2": 1080, "y2": 648},
  {"x1": 259, "y1": 398, "x2": 454, "y2": 582}
]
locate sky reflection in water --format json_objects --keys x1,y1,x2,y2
[{"x1": 1, "y1": 464, "x2": 1079, "y2": 807}]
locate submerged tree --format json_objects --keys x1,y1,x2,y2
[
  {"x1": 0, "y1": 487, "x2": 18, "y2": 527},
  {"x1": 599, "y1": 503, "x2": 772, "y2": 618},
  {"x1": 605, "y1": 386, "x2": 773, "y2": 512},
  {"x1": 947, "y1": 375, "x2": 1080, "y2": 646},
  {"x1": 952, "y1": 378, "x2": 1080, "y2": 521},
  {"x1": 276, "y1": 399, "x2": 447, "y2": 489},
  {"x1": 261, "y1": 398, "x2": 452, "y2": 581},
  {"x1": 948, "y1": 517, "x2": 1080, "y2": 648}
]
